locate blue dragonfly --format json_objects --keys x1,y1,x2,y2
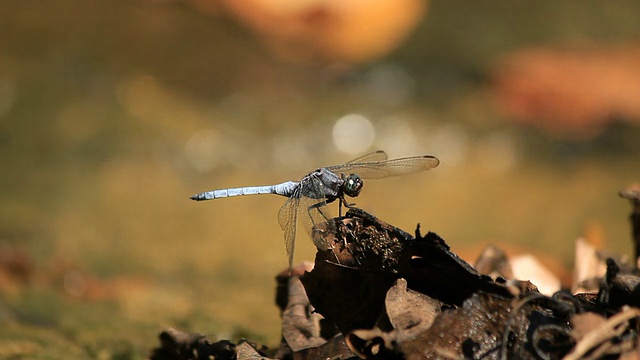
[{"x1": 191, "y1": 151, "x2": 440, "y2": 269}]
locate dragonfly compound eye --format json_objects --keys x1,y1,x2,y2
[{"x1": 343, "y1": 174, "x2": 364, "y2": 197}]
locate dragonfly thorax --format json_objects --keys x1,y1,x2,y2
[{"x1": 342, "y1": 173, "x2": 363, "y2": 197}]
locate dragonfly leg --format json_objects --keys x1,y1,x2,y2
[
  {"x1": 307, "y1": 201, "x2": 331, "y2": 227},
  {"x1": 338, "y1": 196, "x2": 356, "y2": 217}
]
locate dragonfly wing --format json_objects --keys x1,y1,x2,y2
[
  {"x1": 344, "y1": 150, "x2": 388, "y2": 164},
  {"x1": 326, "y1": 155, "x2": 440, "y2": 179},
  {"x1": 297, "y1": 177, "x2": 335, "y2": 251},
  {"x1": 277, "y1": 195, "x2": 298, "y2": 270}
]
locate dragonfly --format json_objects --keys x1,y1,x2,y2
[{"x1": 190, "y1": 150, "x2": 440, "y2": 269}]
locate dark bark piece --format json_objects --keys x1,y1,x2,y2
[
  {"x1": 401, "y1": 228, "x2": 513, "y2": 305},
  {"x1": 609, "y1": 273, "x2": 640, "y2": 307},
  {"x1": 597, "y1": 258, "x2": 640, "y2": 310},
  {"x1": 300, "y1": 209, "x2": 413, "y2": 334},
  {"x1": 301, "y1": 208, "x2": 512, "y2": 335},
  {"x1": 300, "y1": 251, "x2": 397, "y2": 335}
]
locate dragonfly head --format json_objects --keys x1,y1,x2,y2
[{"x1": 342, "y1": 174, "x2": 364, "y2": 197}]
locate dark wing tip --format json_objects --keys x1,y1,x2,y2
[{"x1": 429, "y1": 155, "x2": 441, "y2": 168}]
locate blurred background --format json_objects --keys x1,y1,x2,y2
[{"x1": 1, "y1": 0, "x2": 640, "y2": 357}]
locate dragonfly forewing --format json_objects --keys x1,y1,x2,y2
[
  {"x1": 326, "y1": 155, "x2": 439, "y2": 180},
  {"x1": 344, "y1": 150, "x2": 388, "y2": 164}
]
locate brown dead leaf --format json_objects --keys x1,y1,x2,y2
[{"x1": 492, "y1": 45, "x2": 640, "y2": 137}]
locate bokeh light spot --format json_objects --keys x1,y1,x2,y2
[{"x1": 332, "y1": 113, "x2": 375, "y2": 155}]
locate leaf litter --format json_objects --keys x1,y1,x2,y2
[{"x1": 151, "y1": 184, "x2": 640, "y2": 360}]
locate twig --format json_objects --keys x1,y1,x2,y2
[{"x1": 563, "y1": 307, "x2": 640, "y2": 360}]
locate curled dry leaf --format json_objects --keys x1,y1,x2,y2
[
  {"x1": 384, "y1": 278, "x2": 440, "y2": 339},
  {"x1": 344, "y1": 278, "x2": 441, "y2": 359},
  {"x1": 280, "y1": 276, "x2": 326, "y2": 352}
]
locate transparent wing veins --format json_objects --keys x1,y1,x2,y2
[
  {"x1": 277, "y1": 194, "x2": 298, "y2": 270},
  {"x1": 345, "y1": 150, "x2": 388, "y2": 164},
  {"x1": 326, "y1": 155, "x2": 440, "y2": 179}
]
